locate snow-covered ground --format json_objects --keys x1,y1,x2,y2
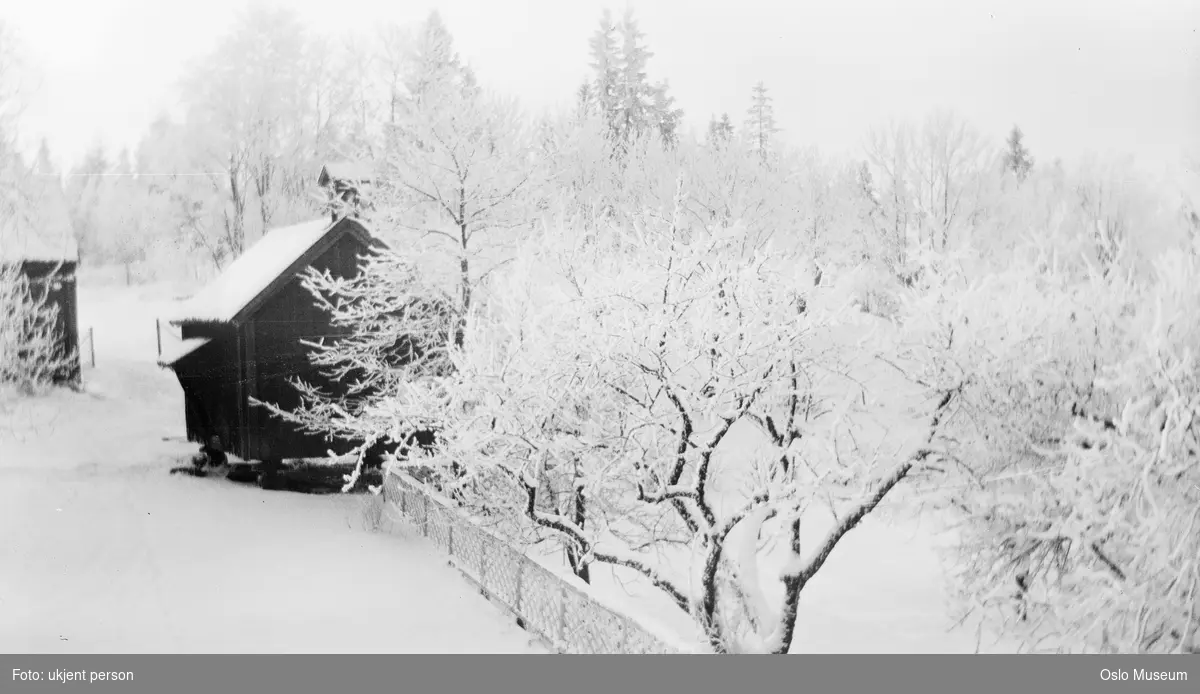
[
  {"x1": 1, "y1": 276, "x2": 1011, "y2": 654},
  {"x1": 0, "y1": 278, "x2": 543, "y2": 653}
]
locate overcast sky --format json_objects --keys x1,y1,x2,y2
[{"x1": 6, "y1": 0, "x2": 1199, "y2": 178}]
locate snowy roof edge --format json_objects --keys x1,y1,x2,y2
[
  {"x1": 157, "y1": 337, "x2": 212, "y2": 368},
  {"x1": 168, "y1": 217, "x2": 379, "y2": 327}
]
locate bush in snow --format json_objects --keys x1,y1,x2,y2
[
  {"x1": 0, "y1": 263, "x2": 75, "y2": 399},
  {"x1": 901, "y1": 235, "x2": 1200, "y2": 653}
]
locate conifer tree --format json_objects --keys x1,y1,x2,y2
[
  {"x1": 744, "y1": 81, "x2": 780, "y2": 162},
  {"x1": 707, "y1": 112, "x2": 735, "y2": 146},
  {"x1": 1003, "y1": 124, "x2": 1034, "y2": 182},
  {"x1": 584, "y1": 9, "x2": 681, "y2": 148}
]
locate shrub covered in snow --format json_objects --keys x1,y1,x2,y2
[
  {"x1": 0, "y1": 263, "x2": 75, "y2": 398},
  {"x1": 902, "y1": 236, "x2": 1200, "y2": 653}
]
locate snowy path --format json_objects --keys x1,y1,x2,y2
[{"x1": 0, "y1": 282, "x2": 542, "y2": 653}]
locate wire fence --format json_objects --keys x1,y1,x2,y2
[{"x1": 379, "y1": 469, "x2": 679, "y2": 654}]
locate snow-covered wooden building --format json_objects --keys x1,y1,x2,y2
[
  {"x1": 159, "y1": 216, "x2": 382, "y2": 468},
  {"x1": 1, "y1": 178, "x2": 81, "y2": 384}
]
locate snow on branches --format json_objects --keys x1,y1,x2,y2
[
  {"x1": 0, "y1": 263, "x2": 75, "y2": 398},
  {"x1": 366, "y1": 186, "x2": 958, "y2": 652},
  {"x1": 251, "y1": 247, "x2": 458, "y2": 491},
  {"x1": 904, "y1": 238, "x2": 1200, "y2": 653}
]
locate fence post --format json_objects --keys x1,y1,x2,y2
[
  {"x1": 155, "y1": 319, "x2": 161, "y2": 358},
  {"x1": 513, "y1": 557, "x2": 524, "y2": 615},
  {"x1": 421, "y1": 495, "x2": 429, "y2": 537},
  {"x1": 88, "y1": 327, "x2": 95, "y2": 367},
  {"x1": 618, "y1": 616, "x2": 631, "y2": 654},
  {"x1": 446, "y1": 517, "x2": 454, "y2": 556},
  {"x1": 478, "y1": 533, "x2": 488, "y2": 586},
  {"x1": 558, "y1": 584, "x2": 569, "y2": 651}
]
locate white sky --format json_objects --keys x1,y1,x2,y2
[{"x1": 6, "y1": 0, "x2": 1199, "y2": 177}]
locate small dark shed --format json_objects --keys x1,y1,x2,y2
[
  {"x1": 159, "y1": 216, "x2": 382, "y2": 465},
  {"x1": 0, "y1": 178, "x2": 81, "y2": 384}
]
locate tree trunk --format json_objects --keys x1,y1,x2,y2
[
  {"x1": 565, "y1": 484, "x2": 590, "y2": 584},
  {"x1": 457, "y1": 196, "x2": 470, "y2": 348}
]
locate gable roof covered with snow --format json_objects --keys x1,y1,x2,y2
[
  {"x1": 168, "y1": 217, "x2": 375, "y2": 326},
  {"x1": 0, "y1": 177, "x2": 79, "y2": 264}
]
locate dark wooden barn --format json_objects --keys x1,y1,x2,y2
[
  {"x1": 159, "y1": 216, "x2": 383, "y2": 468},
  {"x1": 0, "y1": 178, "x2": 81, "y2": 385}
]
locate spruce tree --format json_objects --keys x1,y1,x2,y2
[
  {"x1": 575, "y1": 80, "x2": 594, "y2": 120},
  {"x1": 1003, "y1": 125, "x2": 1034, "y2": 182},
  {"x1": 614, "y1": 9, "x2": 654, "y2": 143},
  {"x1": 707, "y1": 112, "x2": 734, "y2": 146},
  {"x1": 583, "y1": 9, "x2": 681, "y2": 148},
  {"x1": 588, "y1": 10, "x2": 620, "y2": 134},
  {"x1": 744, "y1": 81, "x2": 780, "y2": 162}
]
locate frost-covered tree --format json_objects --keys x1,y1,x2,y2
[
  {"x1": 574, "y1": 80, "x2": 595, "y2": 121},
  {"x1": 401, "y1": 11, "x2": 478, "y2": 107},
  {"x1": 0, "y1": 256, "x2": 76, "y2": 396},
  {"x1": 376, "y1": 22, "x2": 411, "y2": 126},
  {"x1": 338, "y1": 37, "x2": 380, "y2": 158},
  {"x1": 900, "y1": 231, "x2": 1200, "y2": 653},
  {"x1": 907, "y1": 109, "x2": 991, "y2": 253},
  {"x1": 1003, "y1": 125, "x2": 1034, "y2": 183},
  {"x1": 372, "y1": 189, "x2": 960, "y2": 652},
  {"x1": 651, "y1": 78, "x2": 684, "y2": 148},
  {"x1": 587, "y1": 10, "x2": 620, "y2": 128},
  {"x1": 682, "y1": 134, "x2": 799, "y2": 256},
  {"x1": 1069, "y1": 155, "x2": 1145, "y2": 279},
  {"x1": 178, "y1": 5, "x2": 332, "y2": 259},
  {"x1": 706, "y1": 113, "x2": 734, "y2": 147},
  {"x1": 861, "y1": 121, "x2": 918, "y2": 278},
  {"x1": 585, "y1": 9, "x2": 681, "y2": 150},
  {"x1": 744, "y1": 82, "x2": 779, "y2": 163},
  {"x1": 253, "y1": 247, "x2": 459, "y2": 491},
  {"x1": 378, "y1": 12, "x2": 543, "y2": 326},
  {"x1": 63, "y1": 143, "x2": 111, "y2": 264}
]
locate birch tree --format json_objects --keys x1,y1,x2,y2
[
  {"x1": 907, "y1": 110, "x2": 991, "y2": 253},
  {"x1": 377, "y1": 12, "x2": 543, "y2": 327},
  {"x1": 863, "y1": 120, "x2": 915, "y2": 275}
]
